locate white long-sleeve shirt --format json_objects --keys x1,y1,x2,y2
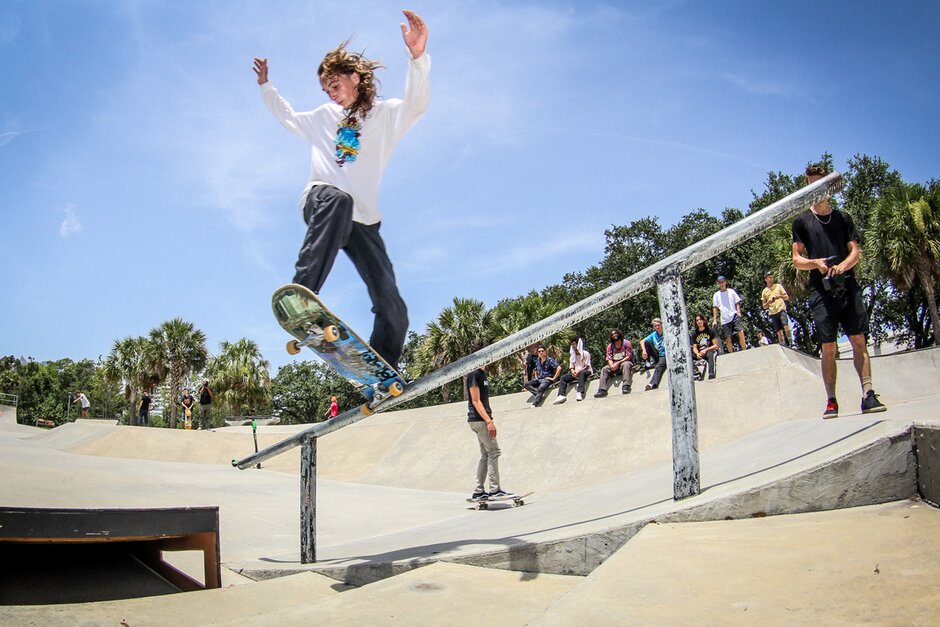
[{"x1": 261, "y1": 52, "x2": 430, "y2": 225}]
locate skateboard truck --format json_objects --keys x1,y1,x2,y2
[
  {"x1": 286, "y1": 324, "x2": 341, "y2": 355},
  {"x1": 360, "y1": 378, "x2": 405, "y2": 415}
]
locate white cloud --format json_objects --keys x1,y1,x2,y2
[
  {"x1": 59, "y1": 204, "x2": 82, "y2": 237},
  {"x1": 719, "y1": 72, "x2": 792, "y2": 97},
  {"x1": 0, "y1": 128, "x2": 40, "y2": 148}
]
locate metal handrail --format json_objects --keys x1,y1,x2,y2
[
  {"x1": 0, "y1": 393, "x2": 18, "y2": 407},
  {"x1": 234, "y1": 172, "x2": 843, "y2": 470}
]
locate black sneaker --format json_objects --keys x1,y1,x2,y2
[
  {"x1": 489, "y1": 489, "x2": 513, "y2": 499},
  {"x1": 470, "y1": 491, "x2": 489, "y2": 501},
  {"x1": 822, "y1": 398, "x2": 839, "y2": 419},
  {"x1": 861, "y1": 391, "x2": 887, "y2": 414},
  {"x1": 593, "y1": 389, "x2": 608, "y2": 398},
  {"x1": 621, "y1": 385, "x2": 630, "y2": 394}
]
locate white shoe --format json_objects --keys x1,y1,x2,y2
[
  {"x1": 553, "y1": 395, "x2": 567, "y2": 405},
  {"x1": 576, "y1": 393, "x2": 583, "y2": 401}
]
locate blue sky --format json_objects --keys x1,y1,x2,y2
[{"x1": 2, "y1": 1, "x2": 938, "y2": 372}]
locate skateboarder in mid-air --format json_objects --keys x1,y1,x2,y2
[{"x1": 253, "y1": 10, "x2": 429, "y2": 368}]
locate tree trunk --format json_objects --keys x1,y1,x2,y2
[{"x1": 922, "y1": 278, "x2": 940, "y2": 347}]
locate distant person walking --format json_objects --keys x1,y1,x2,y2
[
  {"x1": 75, "y1": 390, "x2": 90, "y2": 418},
  {"x1": 198, "y1": 380, "x2": 214, "y2": 430},
  {"x1": 325, "y1": 395, "x2": 339, "y2": 419},
  {"x1": 792, "y1": 163, "x2": 887, "y2": 419},
  {"x1": 138, "y1": 391, "x2": 152, "y2": 427}
]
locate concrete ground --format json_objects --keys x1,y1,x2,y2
[{"x1": 1, "y1": 345, "x2": 939, "y2": 624}]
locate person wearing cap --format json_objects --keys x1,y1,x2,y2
[
  {"x1": 792, "y1": 163, "x2": 887, "y2": 419},
  {"x1": 712, "y1": 276, "x2": 747, "y2": 353},
  {"x1": 761, "y1": 272, "x2": 792, "y2": 346}
]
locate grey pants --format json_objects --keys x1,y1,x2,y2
[
  {"x1": 294, "y1": 185, "x2": 408, "y2": 366},
  {"x1": 199, "y1": 404, "x2": 211, "y2": 429},
  {"x1": 598, "y1": 364, "x2": 633, "y2": 391},
  {"x1": 470, "y1": 421, "x2": 501, "y2": 493}
]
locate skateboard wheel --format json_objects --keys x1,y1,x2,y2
[
  {"x1": 388, "y1": 381, "x2": 404, "y2": 397},
  {"x1": 361, "y1": 403, "x2": 374, "y2": 416},
  {"x1": 286, "y1": 340, "x2": 301, "y2": 355},
  {"x1": 323, "y1": 325, "x2": 340, "y2": 342}
]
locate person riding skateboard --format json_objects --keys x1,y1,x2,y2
[
  {"x1": 253, "y1": 10, "x2": 429, "y2": 368},
  {"x1": 467, "y1": 340, "x2": 512, "y2": 502}
]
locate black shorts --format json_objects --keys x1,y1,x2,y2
[
  {"x1": 808, "y1": 282, "x2": 869, "y2": 343},
  {"x1": 769, "y1": 310, "x2": 789, "y2": 333},
  {"x1": 720, "y1": 315, "x2": 743, "y2": 338}
]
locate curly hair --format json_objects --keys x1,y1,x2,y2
[{"x1": 318, "y1": 40, "x2": 385, "y2": 120}]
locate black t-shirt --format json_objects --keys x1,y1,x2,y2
[
  {"x1": 139, "y1": 394, "x2": 152, "y2": 412},
  {"x1": 792, "y1": 209, "x2": 860, "y2": 291},
  {"x1": 200, "y1": 386, "x2": 212, "y2": 405},
  {"x1": 467, "y1": 369, "x2": 491, "y2": 422},
  {"x1": 690, "y1": 326, "x2": 718, "y2": 352},
  {"x1": 524, "y1": 353, "x2": 538, "y2": 380}
]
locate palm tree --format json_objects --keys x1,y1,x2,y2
[
  {"x1": 488, "y1": 292, "x2": 567, "y2": 374},
  {"x1": 414, "y1": 297, "x2": 491, "y2": 403},
  {"x1": 870, "y1": 184, "x2": 940, "y2": 346},
  {"x1": 146, "y1": 318, "x2": 209, "y2": 428},
  {"x1": 102, "y1": 336, "x2": 160, "y2": 425},
  {"x1": 205, "y1": 339, "x2": 271, "y2": 416}
]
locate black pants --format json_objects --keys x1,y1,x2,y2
[{"x1": 294, "y1": 185, "x2": 408, "y2": 366}]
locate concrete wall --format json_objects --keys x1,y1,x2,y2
[{"x1": 915, "y1": 426, "x2": 940, "y2": 507}]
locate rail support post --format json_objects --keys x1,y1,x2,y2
[
  {"x1": 300, "y1": 434, "x2": 317, "y2": 563},
  {"x1": 656, "y1": 266, "x2": 701, "y2": 500}
]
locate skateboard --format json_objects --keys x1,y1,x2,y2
[
  {"x1": 272, "y1": 284, "x2": 406, "y2": 415},
  {"x1": 466, "y1": 491, "x2": 533, "y2": 510}
]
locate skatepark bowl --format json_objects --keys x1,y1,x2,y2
[{"x1": 1, "y1": 345, "x2": 939, "y2": 624}]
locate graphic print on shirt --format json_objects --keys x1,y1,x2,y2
[{"x1": 334, "y1": 115, "x2": 362, "y2": 166}]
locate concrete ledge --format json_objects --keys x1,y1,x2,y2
[
  {"x1": 235, "y1": 420, "x2": 917, "y2": 585},
  {"x1": 915, "y1": 425, "x2": 940, "y2": 506}
]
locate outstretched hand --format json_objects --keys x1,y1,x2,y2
[
  {"x1": 400, "y1": 10, "x2": 427, "y2": 59},
  {"x1": 253, "y1": 57, "x2": 269, "y2": 85}
]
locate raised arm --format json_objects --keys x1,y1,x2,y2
[
  {"x1": 253, "y1": 57, "x2": 268, "y2": 85},
  {"x1": 400, "y1": 10, "x2": 428, "y2": 59}
]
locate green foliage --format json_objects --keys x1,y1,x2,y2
[
  {"x1": 146, "y1": 318, "x2": 208, "y2": 428},
  {"x1": 869, "y1": 183, "x2": 940, "y2": 346},
  {"x1": 206, "y1": 338, "x2": 272, "y2": 416},
  {"x1": 5, "y1": 152, "x2": 938, "y2": 420},
  {"x1": 271, "y1": 361, "x2": 359, "y2": 424}
]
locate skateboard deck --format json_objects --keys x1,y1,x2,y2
[
  {"x1": 272, "y1": 284, "x2": 406, "y2": 414},
  {"x1": 466, "y1": 491, "x2": 533, "y2": 510}
]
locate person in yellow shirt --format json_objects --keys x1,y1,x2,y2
[{"x1": 761, "y1": 272, "x2": 792, "y2": 346}]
